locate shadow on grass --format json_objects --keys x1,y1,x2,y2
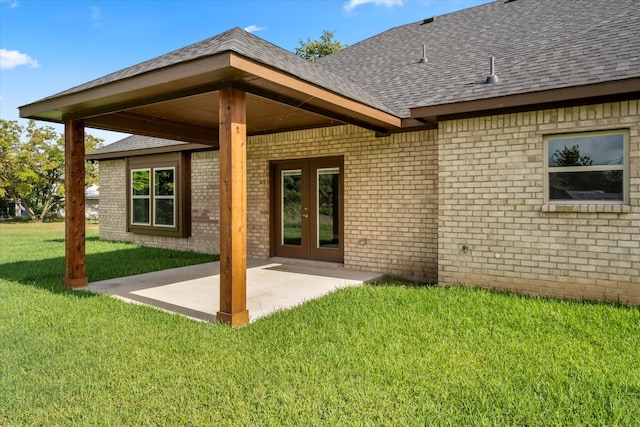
[
  {"x1": 43, "y1": 236, "x2": 100, "y2": 243},
  {"x1": 0, "y1": 246, "x2": 218, "y2": 296},
  {"x1": 372, "y1": 275, "x2": 636, "y2": 310},
  {"x1": 370, "y1": 274, "x2": 437, "y2": 288},
  {"x1": 0, "y1": 255, "x2": 96, "y2": 297}
]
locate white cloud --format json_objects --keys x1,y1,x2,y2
[
  {"x1": 0, "y1": 48, "x2": 40, "y2": 69},
  {"x1": 0, "y1": 0, "x2": 19, "y2": 9},
  {"x1": 243, "y1": 25, "x2": 265, "y2": 33},
  {"x1": 90, "y1": 5, "x2": 102, "y2": 27},
  {"x1": 344, "y1": 0, "x2": 403, "y2": 12},
  {"x1": 91, "y1": 5, "x2": 101, "y2": 20}
]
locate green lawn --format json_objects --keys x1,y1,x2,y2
[{"x1": 1, "y1": 223, "x2": 639, "y2": 425}]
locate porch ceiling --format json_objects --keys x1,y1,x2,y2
[{"x1": 19, "y1": 52, "x2": 403, "y2": 144}]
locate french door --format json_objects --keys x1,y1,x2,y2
[{"x1": 272, "y1": 157, "x2": 343, "y2": 262}]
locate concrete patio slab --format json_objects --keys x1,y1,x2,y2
[{"x1": 85, "y1": 259, "x2": 382, "y2": 323}]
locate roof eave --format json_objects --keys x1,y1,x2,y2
[
  {"x1": 19, "y1": 51, "x2": 402, "y2": 136},
  {"x1": 410, "y1": 77, "x2": 640, "y2": 121},
  {"x1": 19, "y1": 52, "x2": 236, "y2": 122},
  {"x1": 229, "y1": 54, "x2": 402, "y2": 130},
  {"x1": 86, "y1": 142, "x2": 212, "y2": 160}
]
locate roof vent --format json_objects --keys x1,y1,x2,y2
[
  {"x1": 421, "y1": 17, "x2": 435, "y2": 25},
  {"x1": 419, "y1": 44, "x2": 428, "y2": 63},
  {"x1": 485, "y1": 56, "x2": 499, "y2": 84}
]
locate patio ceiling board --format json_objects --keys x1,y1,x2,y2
[
  {"x1": 124, "y1": 91, "x2": 337, "y2": 137},
  {"x1": 83, "y1": 111, "x2": 219, "y2": 146}
]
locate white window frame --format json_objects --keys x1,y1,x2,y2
[
  {"x1": 153, "y1": 167, "x2": 176, "y2": 228},
  {"x1": 130, "y1": 168, "x2": 151, "y2": 225},
  {"x1": 130, "y1": 167, "x2": 176, "y2": 228},
  {"x1": 544, "y1": 129, "x2": 629, "y2": 205}
]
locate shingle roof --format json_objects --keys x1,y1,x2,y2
[
  {"x1": 318, "y1": 0, "x2": 640, "y2": 117},
  {"x1": 89, "y1": 135, "x2": 191, "y2": 156},
  {"x1": 88, "y1": 0, "x2": 640, "y2": 156},
  {"x1": 44, "y1": 27, "x2": 397, "y2": 116}
]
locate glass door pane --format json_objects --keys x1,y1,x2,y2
[
  {"x1": 282, "y1": 169, "x2": 302, "y2": 246},
  {"x1": 317, "y1": 167, "x2": 340, "y2": 249}
]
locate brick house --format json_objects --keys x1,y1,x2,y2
[{"x1": 22, "y1": 0, "x2": 640, "y2": 323}]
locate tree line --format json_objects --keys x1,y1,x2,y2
[{"x1": 0, "y1": 119, "x2": 103, "y2": 221}]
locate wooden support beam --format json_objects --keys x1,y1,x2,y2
[
  {"x1": 63, "y1": 120, "x2": 88, "y2": 288},
  {"x1": 84, "y1": 112, "x2": 219, "y2": 146},
  {"x1": 216, "y1": 88, "x2": 249, "y2": 327}
]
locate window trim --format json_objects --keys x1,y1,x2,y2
[
  {"x1": 130, "y1": 168, "x2": 151, "y2": 226},
  {"x1": 126, "y1": 153, "x2": 191, "y2": 238},
  {"x1": 152, "y1": 167, "x2": 176, "y2": 228},
  {"x1": 543, "y1": 129, "x2": 629, "y2": 205}
]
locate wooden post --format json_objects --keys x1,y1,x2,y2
[
  {"x1": 63, "y1": 120, "x2": 88, "y2": 288},
  {"x1": 216, "y1": 88, "x2": 249, "y2": 327}
]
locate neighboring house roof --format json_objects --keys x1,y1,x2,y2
[
  {"x1": 318, "y1": 0, "x2": 640, "y2": 117},
  {"x1": 85, "y1": 184, "x2": 99, "y2": 199}
]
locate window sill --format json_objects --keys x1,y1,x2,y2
[
  {"x1": 128, "y1": 224, "x2": 189, "y2": 238},
  {"x1": 541, "y1": 204, "x2": 631, "y2": 214}
]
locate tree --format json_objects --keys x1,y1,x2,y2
[
  {"x1": 549, "y1": 144, "x2": 598, "y2": 199},
  {"x1": 295, "y1": 30, "x2": 346, "y2": 61},
  {"x1": 84, "y1": 133, "x2": 103, "y2": 188},
  {"x1": 0, "y1": 119, "x2": 103, "y2": 221},
  {"x1": 550, "y1": 144, "x2": 592, "y2": 167}
]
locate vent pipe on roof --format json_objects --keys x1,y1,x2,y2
[
  {"x1": 485, "y1": 56, "x2": 499, "y2": 84},
  {"x1": 419, "y1": 44, "x2": 428, "y2": 63}
]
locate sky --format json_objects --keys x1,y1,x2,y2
[{"x1": 1, "y1": 0, "x2": 492, "y2": 145}]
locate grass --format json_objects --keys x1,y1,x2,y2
[
  {"x1": 0, "y1": 222, "x2": 217, "y2": 291},
  {"x1": 1, "y1": 223, "x2": 639, "y2": 425}
]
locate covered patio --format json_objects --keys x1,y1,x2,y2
[
  {"x1": 19, "y1": 28, "x2": 408, "y2": 326},
  {"x1": 86, "y1": 259, "x2": 381, "y2": 323}
]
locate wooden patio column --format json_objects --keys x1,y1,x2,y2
[
  {"x1": 216, "y1": 88, "x2": 249, "y2": 327},
  {"x1": 63, "y1": 120, "x2": 88, "y2": 288}
]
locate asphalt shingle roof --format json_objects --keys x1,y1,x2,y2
[
  {"x1": 86, "y1": 0, "x2": 640, "y2": 156},
  {"x1": 89, "y1": 135, "x2": 190, "y2": 156},
  {"x1": 45, "y1": 27, "x2": 397, "y2": 116},
  {"x1": 318, "y1": 0, "x2": 640, "y2": 117}
]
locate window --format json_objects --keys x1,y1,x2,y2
[
  {"x1": 130, "y1": 167, "x2": 176, "y2": 227},
  {"x1": 153, "y1": 168, "x2": 176, "y2": 227},
  {"x1": 127, "y1": 153, "x2": 190, "y2": 237},
  {"x1": 545, "y1": 130, "x2": 628, "y2": 204},
  {"x1": 131, "y1": 169, "x2": 151, "y2": 224}
]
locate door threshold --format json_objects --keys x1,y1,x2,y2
[{"x1": 269, "y1": 257, "x2": 345, "y2": 270}]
